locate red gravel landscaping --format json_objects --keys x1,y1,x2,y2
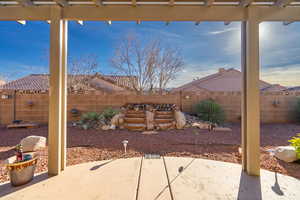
[{"x1": 1, "y1": 123, "x2": 300, "y2": 183}]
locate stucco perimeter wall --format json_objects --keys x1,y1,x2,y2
[{"x1": 0, "y1": 90, "x2": 299, "y2": 124}]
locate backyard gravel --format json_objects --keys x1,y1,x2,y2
[{"x1": 1, "y1": 123, "x2": 300, "y2": 183}]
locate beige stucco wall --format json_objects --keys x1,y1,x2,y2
[{"x1": 0, "y1": 90, "x2": 299, "y2": 125}]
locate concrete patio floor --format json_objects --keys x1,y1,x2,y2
[{"x1": 0, "y1": 157, "x2": 299, "y2": 200}]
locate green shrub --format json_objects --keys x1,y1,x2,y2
[
  {"x1": 289, "y1": 133, "x2": 300, "y2": 159},
  {"x1": 194, "y1": 99, "x2": 225, "y2": 125},
  {"x1": 79, "y1": 112, "x2": 103, "y2": 130},
  {"x1": 78, "y1": 109, "x2": 119, "y2": 130},
  {"x1": 296, "y1": 98, "x2": 300, "y2": 123},
  {"x1": 81, "y1": 112, "x2": 103, "y2": 122},
  {"x1": 101, "y1": 107, "x2": 119, "y2": 122}
]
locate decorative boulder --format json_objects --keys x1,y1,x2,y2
[
  {"x1": 146, "y1": 110, "x2": 155, "y2": 130},
  {"x1": 274, "y1": 146, "x2": 298, "y2": 163},
  {"x1": 192, "y1": 122, "x2": 210, "y2": 130},
  {"x1": 174, "y1": 111, "x2": 186, "y2": 129},
  {"x1": 110, "y1": 113, "x2": 125, "y2": 128},
  {"x1": 20, "y1": 136, "x2": 46, "y2": 152},
  {"x1": 101, "y1": 125, "x2": 111, "y2": 131}
]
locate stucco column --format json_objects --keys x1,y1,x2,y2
[
  {"x1": 241, "y1": 9, "x2": 260, "y2": 176},
  {"x1": 48, "y1": 6, "x2": 65, "y2": 176},
  {"x1": 61, "y1": 20, "x2": 68, "y2": 171}
]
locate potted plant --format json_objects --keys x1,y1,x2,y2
[{"x1": 6, "y1": 144, "x2": 38, "y2": 186}]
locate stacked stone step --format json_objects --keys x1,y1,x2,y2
[
  {"x1": 155, "y1": 111, "x2": 175, "y2": 130},
  {"x1": 124, "y1": 110, "x2": 146, "y2": 131}
]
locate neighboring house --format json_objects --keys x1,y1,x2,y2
[
  {"x1": 172, "y1": 68, "x2": 286, "y2": 93},
  {"x1": 0, "y1": 74, "x2": 136, "y2": 93},
  {"x1": 260, "y1": 84, "x2": 287, "y2": 92},
  {"x1": 285, "y1": 86, "x2": 300, "y2": 92}
]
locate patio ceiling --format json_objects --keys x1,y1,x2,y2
[
  {"x1": 1, "y1": 0, "x2": 298, "y2": 179},
  {"x1": 0, "y1": 0, "x2": 300, "y2": 21}
]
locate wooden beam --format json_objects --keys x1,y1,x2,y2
[
  {"x1": 77, "y1": 20, "x2": 84, "y2": 25},
  {"x1": 283, "y1": 21, "x2": 294, "y2": 25},
  {"x1": 93, "y1": 0, "x2": 103, "y2": 6},
  {"x1": 132, "y1": 0, "x2": 137, "y2": 6},
  {"x1": 17, "y1": 20, "x2": 26, "y2": 25},
  {"x1": 241, "y1": 21, "x2": 247, "y2": 173},
  {"x1": 61, "y1": 20, "x2": 68, "y2": 171},
  {"x1": 16, "y1": 0, "x2": 33, "y2": 7},
  {"x1": 275, "y1": 0, "x2": 294, "y2": 7},
  {"x1": 48, "y1": 6, "x2": 63, "y2": 176},
  {"x1": 54, "y1": 0, "x2": 69, "y2": 7},
  {"x1": 256, "y1": 6, "x2": 300, "y2": 21},
  {"x1": 241, "y1": 8, "x2": 260, "y2": 176},
  {"x1": 240, "y1": 0, "x2": 253, "y2": 7},
  {"x1": 0, "y1": 6, "x2": 51, "y2": 21},
  {"x1": 169, "y1": 0, "x2": 175, "y2": 6},
  {"x1": 205, "y1": 0, "x2": 215, "y2": 6},
  {"x1": 1, "y1": 6, "x2": 300, "y2": 22},
  {"x1": 63, "y1": 6, "x2": 247, "y2": 21}
]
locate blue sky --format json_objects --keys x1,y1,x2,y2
[{"x1": 0, "y1": 21, "x2": 300, "y2": 87}]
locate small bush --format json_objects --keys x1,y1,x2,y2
[
  {"x1": 296, "y1": 98, "x2": 300, "y2": 123},
  {"x1": 289, "y1": 133, "x2": 300, "y2": 159},
  {"x1": 78, "y1": 108, "x2": 119, "y2": 130},
  {"x1": 101, "y1": 107, "x2": 119, "y2": 122},
  {"x1": 81, "y1": 112, "x2": 102, "y2": 122},
  {"x1": 79, "y1": 112, "x2": 103, "y2": 130},
  {"x1": 194, "y1": 99, "x2": 225, "y2": 125}
]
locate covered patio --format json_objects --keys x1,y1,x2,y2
[
  {"x1": 1, "y1": 157, "x2": 300, "y2": 199},
  {"x1": 1, "y1": 0, "x2": 300, "y2": 198}
]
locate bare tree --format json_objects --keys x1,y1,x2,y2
[
  {"x1": 111, "y1": 34, "x2": 184, "y2": 94},
  {"x1": 68, "y1": 54, "x2": 100, "y2": 91}
]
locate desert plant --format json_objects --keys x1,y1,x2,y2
[
  {"x1": 79, "y1": 112, "x2": 103, "y2": 130},
  {"x1": 81, "y1": 112, "x2": 102, "y2": 122},
  {"x1": 194, "y1": 99, "x2": 225, "y2": 125},
  {"x1": 289, "y1": 133, "x2": 300, "y2": 159},
  {"x1": 101, "y1": 107, "x2": 119, "y2": 122}
]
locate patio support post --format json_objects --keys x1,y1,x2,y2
[
  {"x1": 241, "y1": 8, "x2": 260, "y2": 176},
  {"x1": 61, "y1": 19, "x2": 68, "y2": 171},
  {"x1": 48, "y1": 6, "x2": 64, "y2": 176}
]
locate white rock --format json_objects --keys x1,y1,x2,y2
[
  {"x1": 20, "y1": 136, "x2": 46, "y2": 152},
  {"x1": 145, "y1": 111, "x2": 155, "y2": 130},
  {"x1": 213, "y1": 127, "x2": 232, "y2": 132},
  {"x1": 110, "y1": 124, "x2": 116, "y2": 130},
  {"x1": 274, "y1": 146, "x2": 298, "y2": 163},
  {"x1": 101, "y1": 125, "x2": 110, "y2": 131},
  {"x1": 192, "y1": 122, "x2": 210, "y2": 130},
  {"x1": 174, "y1": 111, "x2": 186, "y2": 129},
  {"x1": 110, "y1": 113, "x2": 125, "y2": 128}
]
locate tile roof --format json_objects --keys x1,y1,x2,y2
[
  {"x1": 286, "y1": 86, "x2": 300, "y2": 91},
  {"x1": 261, "y1": 84, "x2": 287, "y2": 92},
  {"x1": 0, "y1": 74, "x2": 136, "y2": 92},
  {"x1": 172, "y1": 68, "x2": 286, "y2": 92}
]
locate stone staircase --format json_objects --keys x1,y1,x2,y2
[
  {"x1": 124, "y1": 109, "x2": 175, "y2": 131},
  {"x1": 124, "y1": 110, "x2": 146, "y2": 131},
  {"x1": 154, "y1": 111, "x2": 175, "y2": 130}
]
